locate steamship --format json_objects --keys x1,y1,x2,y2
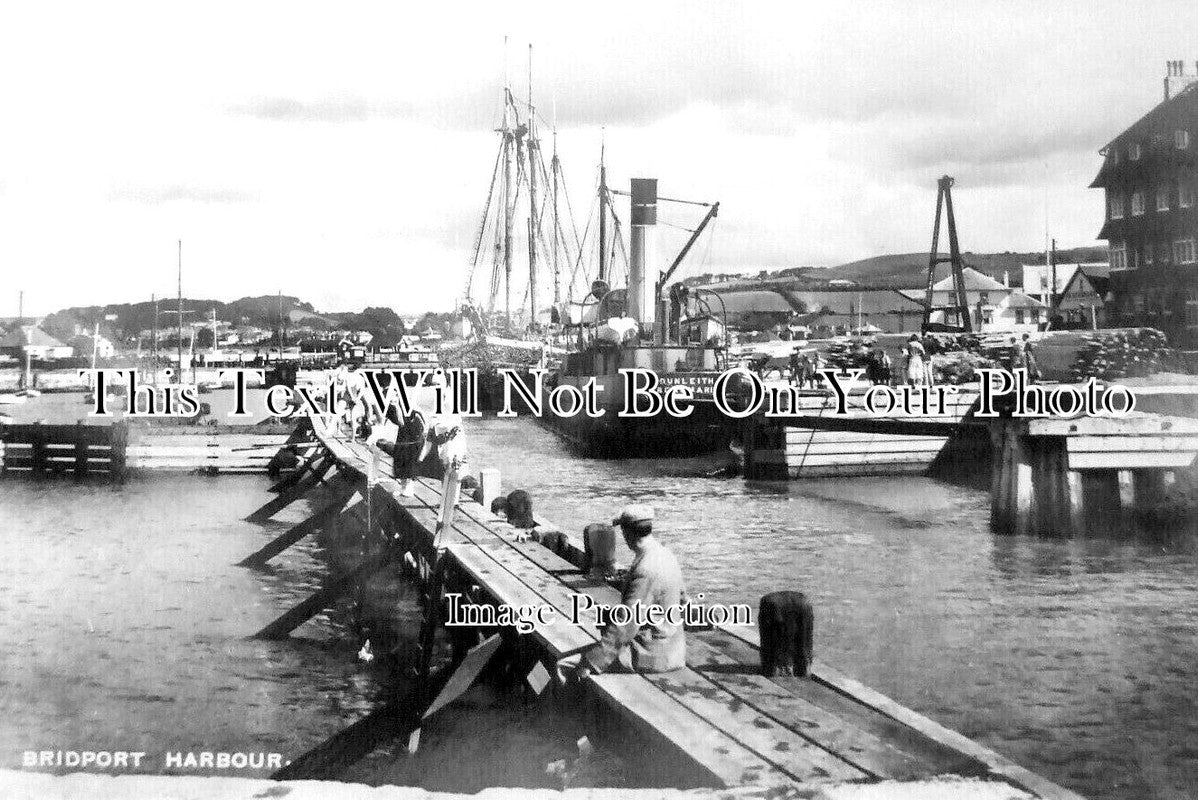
[{"x1": 538, "y1": 177, "x2": 735, "y2": 458}]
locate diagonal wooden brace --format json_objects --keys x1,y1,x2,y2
[
  {"x1": 252, "y1": 550, "x2": 395, "y2": 640},
  {"x1": 238, "y1": 472, "x2": 360, "y2": 568},
  {"x1": 245, "y1": 456, "x2": 334, "y2": 523}
]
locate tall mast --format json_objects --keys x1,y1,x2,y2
[
  {"x1": 211, "y1": 307, "x2": 218, "y2": 355},
  {"x1": 176, "y1": 239, "x2": 183, "y2": 383},
  {"x1": 526, "y1": 44, "x2": 539, "y2": 330},
  {"x1": 551, "y1": 124, "x2": 561, "y2": 307},
  {"x1": 152, "y1": 293, "x2": 158, "y2": 386},
  {"x1": 598, "y1": 130, "x2": 608, "y2": 284},
  {"x1": 501, "y1": 37, "x2": 515, "y2": 329}
]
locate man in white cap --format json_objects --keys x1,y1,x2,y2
[{"x1": 560, "y1": 504, "x2": 687, "y2": 678}]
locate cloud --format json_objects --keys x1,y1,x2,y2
[
  {"x1": 233, "y1": 95, "x2": 389, "y2": 123},
  {"x1": 112, "y1": 185, "x2": 255, "y2": 204}
]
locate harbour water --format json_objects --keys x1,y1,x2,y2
[{"x1": 1, "y1": 413, "x2": 1196, "y2": 798}]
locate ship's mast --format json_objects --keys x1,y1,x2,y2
[
  {"x1": 551, "y1": 125, "x2": 561, "y2": 307},
  {"x1": 598, "y1": 131, "x2": 608, "y2": 284},
  {"x1": 501, "y1": 39, "x2": 515, "y2": 329},
  {"x1": 176, "y1": 239, "x2": 183, "y2": 383},
  {"x1": 151, "y1": 293, "x2": 158, "y2": 386},
  {"x1": 526, "y1": 45, "x2": 539, "y2": 331}
]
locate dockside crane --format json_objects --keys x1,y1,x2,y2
[{"x1": 921, "y1": 176, "x2": 972, "y2": 333}]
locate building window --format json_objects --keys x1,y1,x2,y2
[
  {"x1": 1175, "y1": 237, "x2": 1197, "y2": 264},
  {"x1": 1110, "y1": 241, "x2": 1128, "y2": 270},
  {"x1": 1181, "y1": 181, "x2": 1195, "y2": 208},
  {"x1": 1129, "y1": 142, "x2": 1142, "y2": 160},
  {"x1": 1015, "y1": 309, "x2": 1025, "y2": 324},
  {"x1": 1177, "y1": 130, "x2": 1191, "y2": 150},
  {"x1": 978, "y1": 292, "x2": 989, "y2": 304},
  {"x1": 1108, "y1": 192, "x2": 1124, "y2": 219},
  {"x1": 1131, "y1": 191, "x2": 1146, "y2": 216},
  {"x1": 1187, "y1": 290, "x2": 1198, "y2": 329},
  {"x1": 1157, "y1": 185, "x2": 1170, "y2": 212}
]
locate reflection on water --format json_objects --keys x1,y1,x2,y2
[{"x1": 0, "y1": 415, "x2": 1195, "y2": 798}]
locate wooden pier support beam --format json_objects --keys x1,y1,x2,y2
[
  {"x1": 238, "y1": 473, "x2": 360, "y2": 568},
  {"x1": 245, "y1": 456, "x2": 333, "y2": 523},
  {"x1": 1117, "y1": 470, "x2": 1135, "y2": 531},
  {"x1": 74, "y1": 421, "x2": 89, "y2": 477},
  {"x1": 1066, "y1": 470, "x2": 1085, "y2": 536},
  {"x1": 252, "y1": 550, "x2": 395, "y2": 640}
]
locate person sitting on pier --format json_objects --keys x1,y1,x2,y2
[
  {"x1": 505, "y1": 489, "x2": 536, "y2": 530},
  {"x1": 560, "y1": 505, "x2": 687, "y2": 680}
]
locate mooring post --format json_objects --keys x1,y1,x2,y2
[
  {"x1": 758, "y1": 591, "x2": 814, "y2": 677},
  {"x1": 479, "y1": 467, "x2": 501, "y2": 510}
]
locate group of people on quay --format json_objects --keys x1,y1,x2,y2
[{"x1": 778, "y1": 331, "x2": 1040, "y2": 390}]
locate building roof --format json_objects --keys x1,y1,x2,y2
[
  {"x1": 1003, "y1": 292, "x2": 1046, "y2": 309},
  {"x1": 930, "y1": 267, "x2": 1007, "y2": 292},
  {"x1": 0, "y1": 325, "x2": 67, "y2": 348},
  {"x1": 1090, "y1": 82, "x2": 1198, "y2": 188}
]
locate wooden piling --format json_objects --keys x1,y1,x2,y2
[
  {"x1": 30, "y1": 423, "x2": 45, "y2": 475},
  {"x1": 1065, "y1": 470, "x2": 1085, "y2": 536},
  {"x1": 1117, "y1": 470, "x2": 1135, "y2": 531},
  {"x1": 74, "y1": 421, "x2": 89, "y2": 477}
]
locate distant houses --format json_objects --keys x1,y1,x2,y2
[{"x1": 0, "y1": 325, "x2": 74, "y2": 360}]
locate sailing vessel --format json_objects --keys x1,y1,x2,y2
[{"x1": 449, "y1": 45, "x2": 580, "y2": 407}]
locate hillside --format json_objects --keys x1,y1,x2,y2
[{"x1": 692, "y1": 246, "x2": 1108, "y2": 292}]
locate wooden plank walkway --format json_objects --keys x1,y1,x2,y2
[{"x1": 297, "y1": 414, "x2": 1084, "y2": 798}]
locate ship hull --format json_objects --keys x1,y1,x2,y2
[{"x1": 534, "y1": 369, "x2": 735, "y2": 458}]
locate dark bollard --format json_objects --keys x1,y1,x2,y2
[
  {"x1": 758, "y1": 591, "x2": 814, "y2": 677},
  {"x1": 583, "y1": 523, "x2": 618, "y2": 577}
]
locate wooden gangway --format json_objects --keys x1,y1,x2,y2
[{"x1": 240, "y1": 413, "x2": 1085, "y2": 798}]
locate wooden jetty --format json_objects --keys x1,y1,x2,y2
[
  {"x1": 988, "y1": 411, "x2": 1198, "y2": 537},
  {"x1": 240, "y1": 413, "x2": 1084, "y2": 798},
  {"x1": 743, "y1": 386, "x2": 980, "y2": 479},
  {"x1": 0, "y1": 421, "x2": 128, "y2": 477},
  {"x1": 0, "y1": 420, "x2": 304, "y2": 477}
]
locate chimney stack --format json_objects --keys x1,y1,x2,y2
[
  {"x1": 1164, "y1": 59, "x2": 1198, "y2": 101},
  {"x1": 627, "y1": 178, "x2": 658, "y2": 336}
]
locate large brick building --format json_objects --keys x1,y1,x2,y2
[{"x1": 1090, "y1": 60, "x2": 1198, "y2": 348}]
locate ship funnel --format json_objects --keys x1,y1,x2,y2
[{"x1": 628, "y1": 178, "x2": 658, "y2": 336}]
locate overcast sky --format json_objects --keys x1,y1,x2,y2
[{"x1": 1, "y1": 1, "x2": 1195, "y2": 316}]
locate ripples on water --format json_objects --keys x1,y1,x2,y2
[
  {"x1": 1, "y1": 415, "x2": 1196, "y2": 799},
  {"x1": 468, "y1": 417, "x2": 1198, "y2": 800}
]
